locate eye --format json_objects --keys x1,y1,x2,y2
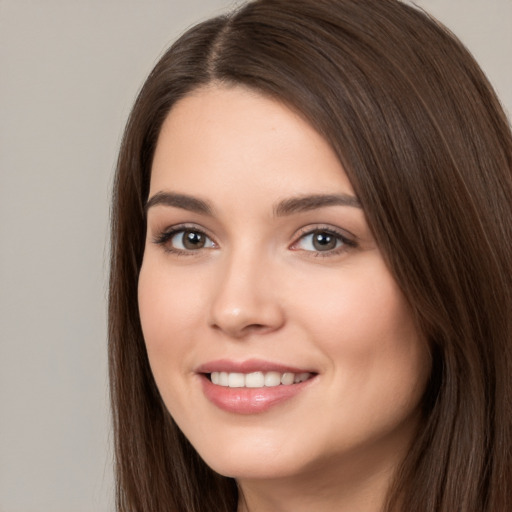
[
  {"x1": 297, "y1": 230, "x2": 342, "y2": 252},
  {"x1": 292, "y1": 228, "x2": 356, "y2": 255},
  {"x1": 172, "y1": 229, "x2": 214, "y2": 250},
  {"x1": 153, "y1": 227, "x2": 216, "y2": 253}
]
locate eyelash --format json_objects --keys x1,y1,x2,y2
[
  {"x1": 152, "y1": 224, "x2": 216, "y2": 256},
  {"x1": 152, "y1": 224, "x2": 358, "y2": 257},
  {"x1": 290, "y1": 225, "x2": 358, "y2": 257}
]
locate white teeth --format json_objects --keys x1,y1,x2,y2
[
  {"x1": 245, "y1": 371, "x2": 265, "y2": 388},
  {"x1": 264, "y1": 371, "x2": 282, "y2": 387},
  {"x1": 228, "y1": 372, "x2": 245, "y2": 388},
  {"x1": 219, "y1": 372, "x2": 229, "y2": 386},
  {"x1": 294, "y1": 372, "x2": 310, "y2": 383},
  {"x1": 209, "y1": 371, "x2": 312, "y2": 388},
  {"x1": 281, "y1": 372, "x2": 294, "y2": 385}
]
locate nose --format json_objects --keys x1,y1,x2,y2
[{"x1": 208, "y1": 249, "x2": 285, "y2": 339}]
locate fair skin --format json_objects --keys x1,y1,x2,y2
[{"x1": 138, "y1": 84, "x2": 431, "y2": 512}]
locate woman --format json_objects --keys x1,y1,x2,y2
[{"x1": 109, "y1": 0, "x2": 512, "y2": 510}]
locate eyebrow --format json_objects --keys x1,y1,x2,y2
[
  {"x1": 144, "y1": 191, "x2": 362, "y2": 217},
  {"x1": 273, "y1": 193, "x2": 361, "y2": 216},
  {"x1": 145, "y1": 191, "x2": 213, "y2": 216}
]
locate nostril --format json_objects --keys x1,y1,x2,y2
[{"x1": 246, "y1": 323, "x2": 267, "y2": 331}]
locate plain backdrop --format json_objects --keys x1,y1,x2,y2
[{"x1": 0, "y1": 1, "x2": 510, "y2": 511}]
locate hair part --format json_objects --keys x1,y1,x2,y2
[{"x1": 109, "y1": 1, "x2": 512, "y2": 510}]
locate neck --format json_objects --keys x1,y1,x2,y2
[{"x1": 237, "y1": 467, "x2": 393, "y2": 512}]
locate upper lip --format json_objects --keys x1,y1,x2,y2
[{"x1": 196, "y1": 358, "x2": 315, "y2": 374}]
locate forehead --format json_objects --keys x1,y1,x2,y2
[{"x1": 150, "y1": 85, "x2": 354, "y2": 200}]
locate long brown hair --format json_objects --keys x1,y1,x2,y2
[{"x1": 109, "y1": 1, "x2": 512, "y2": 510}]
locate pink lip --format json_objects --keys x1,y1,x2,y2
[
  {"x1": 196, "y1": 359, "x2": 317, "y2": 415},
  {"x1": 196, "y1": 358, "x2": 314, "y2": 374}
]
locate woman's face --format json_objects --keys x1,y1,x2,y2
[{"x1": 138, "y1": 85, "x2": 431, "y2": 485}]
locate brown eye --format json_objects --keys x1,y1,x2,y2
[
  {"x1": 182, "y1": 230, "x2": 206, "y2": 249},
  {"x1": 167, "y1": 229, "x2": 215, "y2": 251},
  {"x1": 311, "y1": 231, "x2": 338, "y2": 251},
  {"x1": 297, "y1": 230, "x2": 342, "y2": 252},
  {"x1": 292, "y1": 227, "x2": 356, "y2": 255}
]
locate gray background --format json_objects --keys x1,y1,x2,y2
[{"x1": 0, "y1": 1, "x2": 510, "y2": 511}]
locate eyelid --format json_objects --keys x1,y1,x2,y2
[
  {"x1": 151, "y1": 222, "x2": 358, "y2": 257},
  {"x1": 289, "y1": 224, "x2": 358, "y2": 254},
  {"x1": 152, "y1": 223, "x2": 218, "y2": 254}
]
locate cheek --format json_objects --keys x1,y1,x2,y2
[
  {"x1": 137, "y1": 256, "x2": 204, "y2": 367},
  {"x1": 294, "y1": 258, "x2": 430, "y2": 402},
  {"x1": 295, "y1": 262, "x2": 415, "y2": 348}
]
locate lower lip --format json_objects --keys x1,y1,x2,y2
[{"x1": 200, "y1": 374, "x2": 316, "y2": 414}]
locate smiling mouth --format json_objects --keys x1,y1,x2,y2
[
  {"x1": 207, "y1": 371, "x2": 315, "y2": 388},
  {"x1": 200, "y1": 366, "x2": 318, "y2": 414}
]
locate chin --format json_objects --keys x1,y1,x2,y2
[
  {"x1": 190, "y1": 431, "x2": 310, "y2": 480},
  {"x1": 206, "y1": 455, "x2": 307, "y2": 481}
]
